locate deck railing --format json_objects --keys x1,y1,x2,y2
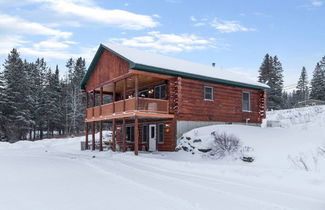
[{"x1": 86, "y1": 97, "x2": 169, "y2": 120}]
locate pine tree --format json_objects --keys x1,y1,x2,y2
[
  {"x1": 310, "y1": 63, "x2": 325, "y2": 100},
  {"x1": 66, "y1": 57, "x2": 86, "y2": 135},
  {"x1": 258, "y1": 54, "x2": 284, "y2": 110},
  {"x1": 296, "y1": 67, "x2": 309, "y2": 103},
  {"x1": 34, "y1": 58, "x2": 48, "y2": 139},
  {"x1": 258, "y1": 54, "x2": 272, "y2": 84},
  {"x1": 2, "y1": 49, "x2": 31, "y2": 141},
  {"x1": 0, "y1": 70, "x2": 7, "y2": 140},
  {"x1": 271, "y1": 56, "x2": 284, "y2": 109}
]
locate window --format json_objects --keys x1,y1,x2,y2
[
  {"x1": 154, "y1": 84, "x2": 166, "y2": 99},
  {"x1": 158, "y1": 123, "x2": 164, "y2": 143},
  {"x1": 204, "y1": 86, "x2": 213, "y2": 100},
  {"x1": 126, "y1": 125, "x2": 134, "y2": 142},
  {"x1": 142, "y1": 125, "x2": 149, "y2": 142},
  {"x1": 242, "y1": 92, "x2": 250, "y2": 112}
]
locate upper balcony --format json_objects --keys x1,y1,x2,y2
[
  {"x1": 86, "y1": 97, "x2": 171, "y2": 121},
  {"x1": 84, "y1": 70, "x2": 175, "y2": 122}
]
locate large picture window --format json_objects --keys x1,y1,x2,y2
[
  {"x1": 126, "y1": 125, "x2": 134, "y2": 142},
  {"x1": 204, "y1": 86, "x2": 213, "y2": 100},
  {"x1": 158, "y1": 123, "x2": 164, "y2": 143},
  {"x1": 142, "y1": 125, "x2": 149, "y2": 142},
  {"x1": 242, "y1": 92, "x2": 251, "y2": 112},
  {"x1": 154, "y1": 84, "x2": 166, "y2": 99}
]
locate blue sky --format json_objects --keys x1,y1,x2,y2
[{"x1": 0, "y1": 0, "x2": 324, "y2": 88}]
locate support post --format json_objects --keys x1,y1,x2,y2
[
  {"x1": 112, "y1": 119, "x2": 116, "y2": 152},
  {"x1": 135, "y1": 75, "x2": 138, "y2": 111},
  {"x1": 134, "y1": 116, "x2": 139, "y2": 155},
  {"x1": 92, "y1": 90, "x2": 95, "y2": 117},
  {"x1": 112, "y1": 82, "x2": 116, "y2": 113},
  {"x1": 85, "y1": 91, "x2": 89, "y2": 150},
  {"x1": 99, "y1": 121, "x2": 103, "y2": 151},
  {"x1": 123, "y1": 78, "x2": 126, "y2": 111},
  {"x1": 85, "y1": 122, "x2": 89, "y2": 150},
  {"x1": 100, "y1": 87, "x2": 103, "y2": 116},
  {"x1": 122, "y1": 118, "x2": 126, "y2": 152},
  {"x1": 91, "y1": 121, "x2": 95, "y2": 151}
]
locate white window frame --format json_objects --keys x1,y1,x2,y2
[
  {"x1": 242, "y1": 91, "x2": 251, "y2": 112},
  {"x1": 204, "y1": 86, "x2": 214, "y2": 101}
]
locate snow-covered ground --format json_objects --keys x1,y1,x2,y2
[{"x1": 1, "y1": 106, "x2": 325, "y2": 210}]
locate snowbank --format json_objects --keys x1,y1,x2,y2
[{"x1": 177, "y1": 106, "x2": 325, "y2": 172}]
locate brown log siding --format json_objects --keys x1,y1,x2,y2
[
  {"x1": 177, "y1": 78, "x2": 263, "y2": 123},
  {"x1": 85, "y1": 50, "x2": 130, "y2": 91}
]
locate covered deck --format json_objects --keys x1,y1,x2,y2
[{"x1": 83, "y1": 70, "x2": 175, "y2": 155}]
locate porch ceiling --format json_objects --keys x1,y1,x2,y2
[{"x1": 100, "y1": 75, "x2": 165, "y2": 94}]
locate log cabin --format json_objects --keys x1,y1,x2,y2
[{"x1": 81, "y1": 43, "x2": 269, "y2": 155}]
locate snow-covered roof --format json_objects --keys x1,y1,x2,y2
[{"x1": 81, "y1": 43, "x2": 269, "y2": 90}]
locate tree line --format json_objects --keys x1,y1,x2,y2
[
  {"x1": 258, "y1": 54, "x2": 325, "y2": 110},
  {"x1": 0, "y1": 49, "x2": 86, "y2": 142}
]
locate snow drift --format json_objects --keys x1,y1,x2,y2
[{"x1": 176, "y1": 105, "x2": 325, "y2": 172}]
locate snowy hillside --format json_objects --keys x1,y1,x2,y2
[
  {"x1": 265, "y1": 105, "x2": 325, "y2": 128},
  {"x1": 0, "y1": 106, "x2": 325, "y2": 210},
  {"x1": 178, "y1": 105, "x2": 325, "y2": 172}
]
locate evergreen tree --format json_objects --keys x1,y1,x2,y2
[
  {"x1": 258, "y1": 54, "x2": 272, "y2": 84},
  {"x1": 310, "y1": 63, "x2": 325, "y2": 100},
  {"x1": 0, "y1": 70, "x2": 7, "y2": 140},
  {"x1": 258, "y1": 54, "x2": 284, "y2": 110},
  {"x1": 66, "y1": 57, "x2": 86, "y2": 135},
  {"x1": 2, "y1": 49, "x2": 31, "y2": 142},
  {"x1": 296, "y1": 67, "x2": 309, "y2": 102}
]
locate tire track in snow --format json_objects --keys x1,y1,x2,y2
[
  {"x1": 89, "y1": 157, "x2": 294, "y2": 210},
  {"x1": 117, "y1": 157, "x2": 325, "y2": 210},
  {"x1": 81, "y1": 158, "x2": 200, "y2": 210},
  {"x1": 118, "y1": 156, "x2": 325, "y2": 207}
]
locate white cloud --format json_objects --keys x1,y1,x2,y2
[
  {"x1": 311, "y1": 0, "x2": 323, "y2": 6},
  {"x1": 194, "y1": 22, "x2": 205, "y2": 27},
  {"x1": 32, "y1": 0, "x2": 159, "y2": 30},
  {"x1": 0, "y1": 13, "x2": 72, "y2": 38},
  {"x1": 33, "y1": 39, "x2": 77, "y2": 50},
  {"x1": 109, "y1": 31, "x2": 216, "y2": 53},
  {"x1": 190, "y1": 16, "x2": 197, "y2": 22},
  {"x1": 210, "y1": 18, "x2": 255, "y2": 33},
  {"x1": 0, "y1": 35, "x2": 28, "y2": 55}
]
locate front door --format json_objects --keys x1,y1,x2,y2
[{"x1": 149, "y1": 124, "x2": 157, "y2": 152}]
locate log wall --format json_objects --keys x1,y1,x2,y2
[
  {"x1": 85, "y1": 50, "x2": 130, "y2": 91},
  {"x1": 177, "y1": 78, "x2": 265, "y2": 124}
]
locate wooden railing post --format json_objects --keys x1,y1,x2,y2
[
  {"x1": 100, "y1": 87, "x2": 103, "y2": 116},
  {"x1": 123, "y1": 78, "x2": 126, "y2": 112},
  {"x1": 135, "y1": 75, "x2": 138, "y2": 111}
]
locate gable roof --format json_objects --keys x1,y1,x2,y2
[{"x1": 81, "y1": 43, "x2": 269, "y2": 90}]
